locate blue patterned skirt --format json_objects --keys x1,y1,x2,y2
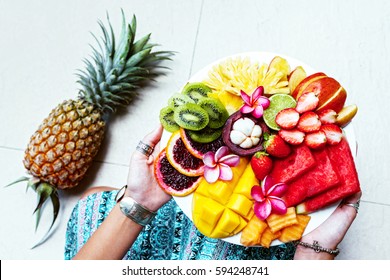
[{"x1": 64, "y1": 190, "x2": 296, "y2": 260}]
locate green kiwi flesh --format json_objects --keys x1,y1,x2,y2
[
  {"x1": 173, "y1": 103, "x2": 209, "y2": 131},
  {"x1": 198, "y1": 98, "x2": 229, "y2": 129},
  {"x1": 159, "y1": 106, "x2": 180, "y2": 133},
  {"x1": 168, "y1": 93, "x2": 195, "y2": 108},
  {"x1": 181, "y1": 82, "x2": 212, "y2": 103},
  {"x1": 187, "y1": 127, "x2": 223, "y2": 143}
]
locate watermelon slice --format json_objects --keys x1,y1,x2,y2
[
  {"x1": 269, "y1": 145, "x2": 316, "y2": 184},
  {"x1": 282, "y1": 148, "x2": 341, "y2": 207},
  {"x1": 296, "y1": 138, "x2": 360, "y2": 214}
]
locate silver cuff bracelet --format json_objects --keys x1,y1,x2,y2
[{"x1": 116, "y1": 186, "x2": 156, "y2": 226}]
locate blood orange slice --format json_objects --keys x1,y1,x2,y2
[
  {"x1": 154, "y1": 149, "x2": 202, "y2": 196},
  {"x1": 166, "y1": 131, "x2": 204, "y2": 176}
]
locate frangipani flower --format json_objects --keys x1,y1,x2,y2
[
  {"x1": 251, "y1": 176, "x2": 288, "y2": 220},
  {"x1": 203, "y1": 146, "x2": 240, "y2": 183},
  {"x1": 240, "y1": 86, "x2": 270, "y2": 118}
]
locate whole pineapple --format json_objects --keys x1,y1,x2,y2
[{"x1": 8, "y1": 11, "x2": 173, "y2": 244}]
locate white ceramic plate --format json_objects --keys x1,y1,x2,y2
[{"x1": 160, "y1": 52, "x2": 356, "y2": 246}]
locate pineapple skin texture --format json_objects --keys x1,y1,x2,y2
[{"x1": 23, "y1": 99, "x2": 105, "y2": 189}]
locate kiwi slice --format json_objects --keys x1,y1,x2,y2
[
  {"x1": 168, "y1": 93, "x2": 195, "y2": 109},
  {"x1": 181, "y1": 82, "x2": 212, "y2": 103},
  {"x1": 159, "y1": 106, "x2": 180, "y2": 133},
  {"x1": 187, "y1": 127, "x2": 223, "y2": 143},
  {"x1": 173, "y1": 103, "x2": 209, "y2": 131},
  {"x1": 198, "y1": 98, "x2": 229, "y2": 129}
]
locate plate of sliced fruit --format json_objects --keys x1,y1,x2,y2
[{"x1": 154, "y1": 52, "x2": 360, "y2": 247}]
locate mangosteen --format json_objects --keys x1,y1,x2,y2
[{"x1": 222, "y1": 111, "x2": 268, "y2": 157}]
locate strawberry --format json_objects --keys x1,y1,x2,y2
[
  {"x1": 263, "y1": 133, "x2": 291, "y2": 158},
  {"x1": 275, "y1": 108, "x2": 300, "y2": 129},
  {"x1": 321, "y1": 124, "x2": 343, "y2": 145},
  {"x1": 318, "y1": 109, "x2": 337, "y2": 124},
  {"x1": 304, "y1": 131, "x2": 327, "y2": 149},
  {"x1": 295, "y1": 92, "x2": 319, "y2": 113},
  {"x1": 297, "y1": 111, "x2": 321, "y2": 133},
  {"x1": 250, "y1": 152, "x2": 273, "y2": 181},
  {"x1": 278, "y1": 129, "x2": 305, "y2": 145}
]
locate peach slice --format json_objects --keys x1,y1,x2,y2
[
  {"x1": 240, "y1": 215, "x2": 268, "y2": 246},
  {"x1": 260, "y1": 227, "x2": 281, "y2": 248},
  {"x1": 291, "y1": 72, "x2": 327, "y2": 100},
  {"x1": 288, "y1": 66, "x2": 307, "y2": 94},
  {"x1": 278, "y1": 214, "x2": 311, "y2": 243},
  {"x1": 336, "y1": 104, "x2": 358, "y2": 127}
]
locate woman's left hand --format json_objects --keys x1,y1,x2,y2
[{"x1": 125, "y1": 125, "x2": 172, "y2": 212}]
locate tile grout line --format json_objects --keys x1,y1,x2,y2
[
  {"x1": 188, "y1": 0, "x2": 205, "y2": 79},
  {"x1": 0, "y1": 146, "x2": 23, "y2": 152},
  {"x1": 0, "y1": 145, "x2": 129, "y2": 167},
  {"x1": 361, "y1": 200, "x2": 390, "y2": 207}
]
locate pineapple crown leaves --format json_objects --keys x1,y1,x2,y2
[
  {"x1": 77, "y1": 10, "x2": 175, "y2": 113},
  {"x1": 5, "y1": 177, "x2": 60, "y2": 249}
]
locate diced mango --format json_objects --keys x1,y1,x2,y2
[
  {"x1": 200, "y1": 198, "x2": 225, "y2": 227},
  {"x1": 245, "y1": 209, "x2": 254, "y2": 221},
  {"x1": 192, "y1": 193, "x2": 203, "y2": 217},
  {"x1": 207, "y1": 181, "x2": 234, "y2": 205},
  {"x1": 195, "y1": 178, "x2": 214, "y2": 197},
  {"x1": 227, "y1": 193, "x2": 253, "y2": 218},
  {"x1": 233, "y1": 217, "x2": 248, "y2": 235},
  {"x1": 234, "y1": 163, "x2": 259, "y2": 199},
  {"x1": 192, "y1": 158, "x2": 256, "y2": 239},
  {"x1": 196, "y1": 218, "x2": 216, "y2": 237},
  {"x1": 232, "y1": 157, "x2": 250, "y2": 179},
  {"x1": 213, "y1": 209, "x2": 241, "y2": 238}
]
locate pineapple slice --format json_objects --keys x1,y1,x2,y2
[
  {"x1": 208, "y1": 90, "x2": 244, "y2": 115},
  {"x1": 204, "y1": 55, "x2": 292, "y2": 100}
]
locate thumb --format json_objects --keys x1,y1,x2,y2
[{"x1": 142, "y1": 124, "x2": 164, "y2": 147}]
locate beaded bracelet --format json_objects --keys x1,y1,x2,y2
[{"x1": 295, "y1": 240, "x2": 340, "y2": 256}]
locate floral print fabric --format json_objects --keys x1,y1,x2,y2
[{"x1": 64, "y1": 190, "x2": 296, "y2": 260}]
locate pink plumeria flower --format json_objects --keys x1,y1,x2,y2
[
  {"x1": 251, "y1": 176, "x2": 288, "y2": 220},
  {"x1": 203, "y1": 146, "x2": 240, "y2": 184},
  {"x1": 240, "y1": 86, "x2": 270, "y2": 118}
]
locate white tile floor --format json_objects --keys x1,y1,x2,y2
[{"x1": 0, "y1": 0, "x2": 389, "y2": 260}]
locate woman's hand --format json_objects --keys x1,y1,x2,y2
[
  {"x1": 294, "y1": 191, "x2": 362, "y2": 260},
  {"x1": 125, "y1": 125, "x2": 172, "y2": 212}
]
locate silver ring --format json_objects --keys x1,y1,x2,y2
[
  {"x1": 341, "y1": 199, "x2": 360, "y2": 213},
  {"x1": 136, "y1": 141, "x2": 154, "y2": 157}
]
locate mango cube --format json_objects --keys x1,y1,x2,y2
[
  {"x1": 227, "y1": 193, "x2": 253, "y2": 218},
  {"x1": 207, "y1": 181, "x2": 234, "y2": 205},
  {"x1": 234, "y1": 163, "x2": 258, "y2": 199},
  {"x1": 213, "y1": 209, "x2": 240, "y2": 237},
  {"x1": 200, "y1": 198, "x2": 225, "y2": 227}
]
